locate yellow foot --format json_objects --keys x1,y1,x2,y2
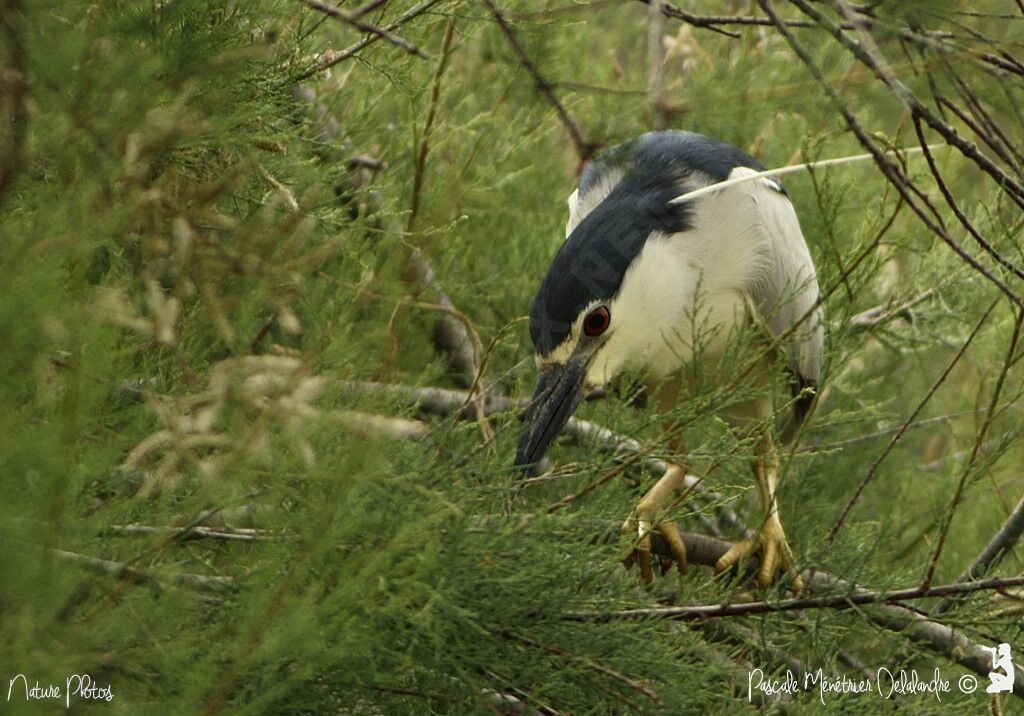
[
  {"x1": 715, "y1": 518, "x2": 802, "y2": 591},
  {"x1": 621, "y1": 512, "x2": 688, "y2": 583}
]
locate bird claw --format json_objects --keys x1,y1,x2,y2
[
  {"x1": 715, "y1": 519, "x2": 802, "y2": 591},
  {"x1": 621, "y1": 515, "x2": 688, "y2": 583}
]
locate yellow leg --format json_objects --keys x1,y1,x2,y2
[
  {"x1": 622, "y1": 461, "x2": 689, "y2": 583},
  {"x1": 715, "y1": 433, "x2": 802, "y2": 590}
]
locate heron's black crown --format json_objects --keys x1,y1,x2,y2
[{"x1": 528, "y1": 131, "x2": 773, "y2": 355}]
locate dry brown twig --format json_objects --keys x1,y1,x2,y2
[
  {"x1": 398, "y1": 20, "x2": 494, "y2": 444},
  {"x1": 294, "y1": 0, "x2": 443, "y2": 80},
  {"x1": 584, "y1": 531, "x2": 1024, "y2": 699},
  {"x1": 0, "y1": 0, "x2": 27, "y2": 209},
  {"x1": 482, "y1": 0, "x2": 596, "y2": 164},
  {"x1": 341, "y1": 380, "x2": 746, "y2": 537},
  {"x1": 296, "y1": 0, "x2": 431, "y2": 60},
  {"x1": 923, "y1": 307, "x2": 1024, "y2": 588},
  {"x1": 759, "y1": 0, "x2": 1024, "y2": 310},
  {"x1": 500, "y1": 630, "x2": 662, "y2": 704},
  {"x1": 50, "y1": 548, "x2": 235, "y2": 594},
  {"x1": 646, "y1": 0, "x2": 668, "y2": 130},
  {"x1": 108, "y1": 524, "x2": 280, "y2": 542},
  {"x1": 828, "y1": 300, "x2": 998, "y2": 541}
]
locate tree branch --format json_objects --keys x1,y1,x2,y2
[
  {"x1": 51, "y1": 548, "x2": 235, "y2": 594},
  {"x1": 799, "y1": 0, "x2": 1024, "y2": 207},
  {"x1": 931, "y1": 489, "x2": 1024, "y2": 616},
  {"x1": 341, "y1": 380, "x2": 748, "y2": 536},
  {"x1": 828, "y1": 300, "x2": 998, "y2": 541},
  {"x1": 579, "y1": 531, "x2": 1024, "y2": 699},
  {"x1": 565, "y1": 573, "x2": 1024, "y2": 621},
  {"x1": 297, "y1": 0, "x2": 431, "y2": 60},
  {"x1": 294, "y1": 0, "x2": 443, "y2": 81},
  {"x1": 482, "y1": 0, "x2": 595, "y2": 164},
  {"x1": 108, "y1": 524, "x2": 279, "y2": 542},
  {"x1": 0, "y1": 0, "x2": 27, "y2": 209},
  {"x1": 757, "y1": 0, "x2": 1024, "y2": 310}
]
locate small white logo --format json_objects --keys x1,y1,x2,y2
[{"x1": 982, "y1": 643, "x2": 1015, "y2": 694}]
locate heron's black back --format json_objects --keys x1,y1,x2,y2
[{"x1": 529, "y1": 131, "x2": 777, "y2": 355}]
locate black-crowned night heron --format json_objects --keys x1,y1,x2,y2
[{"x1": 514, "y1": 130, "x2": 823, "y2": 589}]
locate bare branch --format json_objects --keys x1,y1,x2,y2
[
  {"x1": 0, "y1": 0, "x2": 27, "y2": 208},
  {"x1": 757, "y1": 0, "x2": 1024, "y2": 309},
  {"x1": 108, "y1": 524, "x2": 280, "y2": 542},
  {"x1": 297, "y1": 0, "x2": 431, "y2": 60},
  {"x1": 798, "y1": 0, "x2": 1024, "y2": 207},
  {"x1": 294, "y1": 0, "x2": 443, "y2": 81},
  {"x1": 51, "y1": 548, "x2": 235, "y2": 594},
  {"x1": 933, "y1": 487, "x2": 1024, "y2": 616},
  {"x1": 481, "y1": 0, "x2": 595, "y2": 163},
  {"x1": 584, "y1": 531, "x2": 1024, "y2": 698},
  {"x1": 924, "y1": 307, "x2": 1024, "y2": 587},
  {"x1": 565, "y1": 573, "x2": 1024, "y2": 621},
  {"x1": 829, "y1": 300, "x2": 998, "y2": 541}
]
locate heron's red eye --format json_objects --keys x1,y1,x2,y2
[{"x1": 583, "y1": 306, "x2": 611, "y2": 337}]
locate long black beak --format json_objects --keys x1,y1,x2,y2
[{"x1": 514, "y1": 357, "x2": 587, "y2": 473}]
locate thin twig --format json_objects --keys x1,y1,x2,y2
[
  {"x1": 923, "y1": 307, "x2": 1024, "y2": 588},
  {"x1": 584, "y1": 530, "x2": 1024, "y2": 698},
  {"x1": 297, "y1": 0, "x2": 431, "y2": 60},
  {"x1": 500, "y1": 630, "x2": 662, "y2": 704},
  {"x1": 294, "y1": 0, "x2": 443, "y2": 80},
  {"x1": 399, "y1": 19, "x2": 494, "y2": 442},
  {"x1": 801, "y1": 403, "x2": 1020, "y2": 454},
  {"x1": 108, "y1": 524, "x2": 280, "y2": 542},
  {"x1": 565, "y1": 573, "x2": 1024, "y2": 621},
  {"x1": 758, "y1": 0, "x2": 1024, "y2": 310},
  {"x1": 407, "y1": 18, "x2": 456, "y2": 234},
  {"x1": 828, "y1": 299, "x2": 997, "y2": 541},
  {"x1": 668, "y1": 144, "x2": 946, "y2": 206},
  {"x1": 932, "y1": 488, "x2": 1024, "y2": 615},
  {"x1": 482, "y1": 0, "x2": 595, "y2": 163},
  {"x1": 51, "y1": 548, "x2": 236, "y2": 594},
  {"x1": 0, "y1": 0, "x2": 27, "y2": 209}
]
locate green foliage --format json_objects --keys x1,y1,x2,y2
[{"x1": 2, "y1": 0, "x2": 1023, "y2": 713}]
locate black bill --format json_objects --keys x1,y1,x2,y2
[{"x1": 514, "y1": 357, "x2": 588, "y2": 472}]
